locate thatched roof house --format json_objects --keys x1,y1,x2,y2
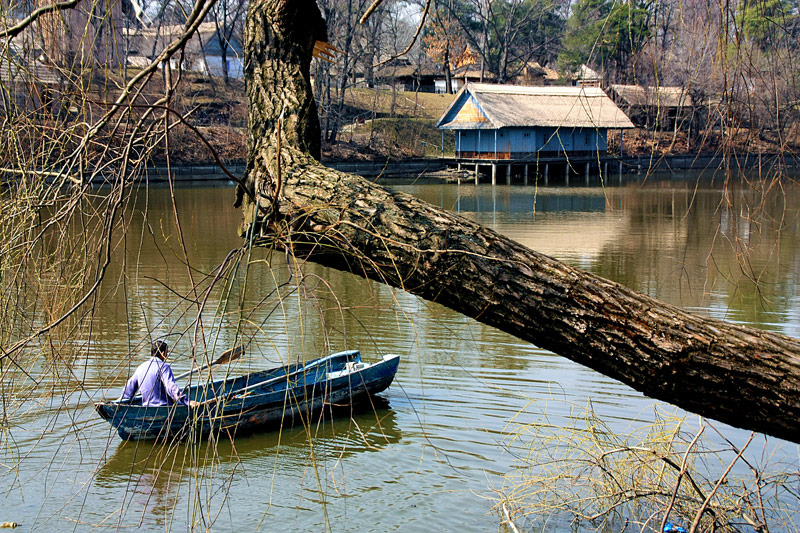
[
  {"x1": 436, "y1": 83, "x2": 633, "y2": 159},
  {"x1": 608, "y1": 84, "x2": 693, "y2": 129}
]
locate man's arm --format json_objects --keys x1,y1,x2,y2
[
  {"x1": 120, "y1": 373, "x2": 139, "y2": 401},
  {"x1": 160, "y1": 363, "x2": 198, "y2": 407}
]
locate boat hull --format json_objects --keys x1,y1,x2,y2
[{"x1": 96, "y1": 350, "x2": 400, "y2": 440}]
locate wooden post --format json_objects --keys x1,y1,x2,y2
[
  {"x1": 585, "y1": 162, "x2": 590, "y2": 185},
  {"x1": 564, "y1": 163, "x2": 569, "y2": 186},
  {"x1": 619, "y1": 161, "x2": 623, "y2": 184},
  {"x1": 491, "y1": 163, "x2": 497, "y2": 185},
  {"x1": 604, "y1": 162, "x2": 608, "y2": 181},
  {"x1": 506, "y1": 164, "x2": 511, "y2": 185},
  {"x1": 524, "y1": 164, "x2": 529, "y2": 186},
  {"x1": 544, "y1": 163, "x2": 549, "y2": 186},
  {"x1": 475, "y1": 163, "x2": 480, "y2": 185}
]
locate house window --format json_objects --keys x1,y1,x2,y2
[
  {"x1": 523, "y1": 132, "x2": 531, "y2": 138},
  {"x1": 585, "y1": 132, "x2": 591, "y2": 145}
]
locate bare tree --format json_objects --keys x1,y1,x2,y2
[
  {"x1": 451, "y1": 0, "x2": 567, "y2": 83},
  {"x1": 209, "y1": 0, "x2": 246, "y2": 85}
]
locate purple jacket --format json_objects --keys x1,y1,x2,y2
[{"x1": 121, "y1": 357, "x2": 187, "y2": 406}]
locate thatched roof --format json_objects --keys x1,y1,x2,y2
[
  {"x1": 436, "y1": 83, "x2": 634, "y2": 130},
  {"x1": 523, "y1": 61, "x2": 560, "y2": 81},
  {"x1": 0, "y1": 46, "x2": 61, "y2": 86},
  {"x1": 609, "y1": 84, "x2": 692, "y2": 108},
  {"x1": 375, "y1": 63, "x2": 439, "y2": 80}
]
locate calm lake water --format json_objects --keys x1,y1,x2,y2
[{"x1": 2, "y1": 172, "x2": 799, "y2": 531}]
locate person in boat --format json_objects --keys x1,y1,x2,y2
[{"x1": 121, "y1": 340, "x2": 199, "y2": 407}]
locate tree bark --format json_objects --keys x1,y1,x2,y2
[{"x1": 239, "y1": 0, "x2": 800, "y2": 443}]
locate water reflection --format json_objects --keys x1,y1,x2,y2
[
  {"x1": 401, "y1": 180, "x2": 800, "y2": 334},
  {"x1": 4, "y1": 178, "x2": 799, "y2": 531},
  {"x1": 95, "y1": 398, "x2": 399, "y2": 527}
]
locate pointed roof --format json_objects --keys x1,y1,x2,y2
[
  {"x1": 436, "y1": 83, "x2": 634, "y2": 130},
  {"x1": 575, "y1": 64, "x2": 601, "y2": 81}
]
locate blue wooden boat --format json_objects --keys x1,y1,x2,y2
[{"x1": 96, "y1": 350, "x2": 400, "y2": 440}]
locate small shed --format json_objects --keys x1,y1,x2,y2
[
  {"x1": 436, "y1": 83, "x2": 634, "y2": 160},
  {"x1": 608, "y1": 84, "x2": 692, "y2": 130}
]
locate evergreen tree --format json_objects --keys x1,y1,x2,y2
[{"x1": 558, "y1": 0, "x2": 651, "y2": 83}]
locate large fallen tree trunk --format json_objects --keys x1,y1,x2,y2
[{"x1": 237, "y1": 0, "x2": 800, "y2": 443}]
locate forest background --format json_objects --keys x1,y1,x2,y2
[{"x1": 3, "y1": 0, "x2": 799, "y2": 168}]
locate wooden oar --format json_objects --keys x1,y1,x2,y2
[
  {"x1": 198, "y1": 352, "x2": 347, "y2": 407},
  {"x1": 177, "y1": 345, "x2": 245, "y2": 381}
]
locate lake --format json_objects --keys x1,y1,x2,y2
[{"x1": 2, "y1": 172, "x2": 799, "y2": 531}]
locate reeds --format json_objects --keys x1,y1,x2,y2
[{"x1": 498, "y1": 401, "x2": 799, "y2": 532}]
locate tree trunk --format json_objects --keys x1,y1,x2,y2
[
  {"x1": 239, "y1": 0, "x2": 800, "y2": 444},
  {"x1": 443, "y1": 47, "x2": 453, "y2": 94}
]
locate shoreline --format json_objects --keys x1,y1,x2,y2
[{"x1": 147, "y1": 152, "x2": 799, "y2": 184}]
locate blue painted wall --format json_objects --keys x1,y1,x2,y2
[{"x1": 456, "y1": 127, "x2": 608, "y2": 155}]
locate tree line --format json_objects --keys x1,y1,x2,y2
[
  {"x1": 3, "y1": 0, "x2": 797, "y2": 159},
  {"x1": 313, "y1": 0, "x2": 799, "y2": 146}
]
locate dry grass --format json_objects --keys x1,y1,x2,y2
[
  {"x1": 343, "y1": 88, "x2": 454, "y2": 121},
  {"x1": 498, "y1": 402, "x2": 799, "y2": 532}
]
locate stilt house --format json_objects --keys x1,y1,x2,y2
[{"x1": 436, "y1": 83, "x2": 634, "y2": 160}]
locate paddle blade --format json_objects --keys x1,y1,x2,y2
[{"x1": 213, "y1": 345, "x2": 244, "y2": 366}]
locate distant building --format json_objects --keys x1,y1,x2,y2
[
  {"x1": 34, "y1": 0, "x2": 126, "y2": 69},
  {"x1": 126, "y1": 22, "x2": 243, "y2": 79},
  {"x1": 435, "y1": 66, "x2": 495, "y2": 94},
  {"x1": 573, "y1": 64, "x2": 601, "y2": 88},
  {"x1": 374, "y1": 59, "x2": 438, "y2": 92},
  {"x1": 193, "y1": 31, "x2": 244, "y2": 79},
  {"x1": 514, "y1": 62, "x2": 560, "y2": 86},
  {"x1": 608, "y1": 84, "x2": 693, "y2": 130},
  {"x1": 435, "y1": 83, "x2": 634, "y2": 160},
  {"x1": 0, "y1": 42, "x2": 63, "y2": 114}
]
